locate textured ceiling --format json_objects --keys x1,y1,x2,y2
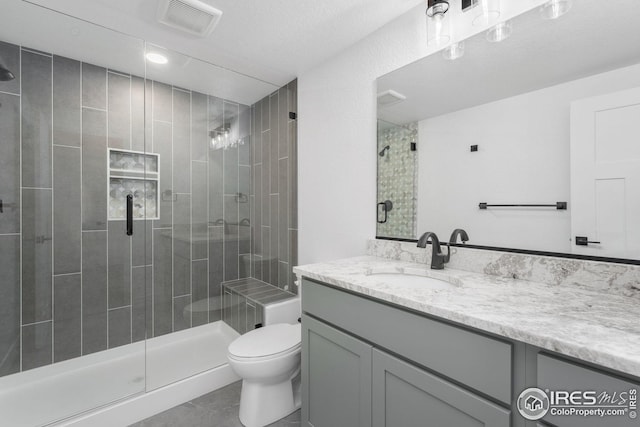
[{"x1": 22, "y1": 0, "x2": 421, "y2": 86}]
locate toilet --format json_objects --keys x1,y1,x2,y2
[{"x1": 227, "y1": 294, "x2": 302, "y2": 427}]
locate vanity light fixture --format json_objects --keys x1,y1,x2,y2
[
  {"x1": 540, "y1": 0, "x2": 572, "y2": 20},
  {"x1": 442, "y1": 42, "x2": 465, "y2": 60},
  {"x1": 426, "y1": 0, "x2": 451, "y2": 46},
  {"x1": 486, "y1": 20, "x2": 512, "y2": 42},
  {"x1": 145, "y1": 52, "x2": 168, "y2": 64}
]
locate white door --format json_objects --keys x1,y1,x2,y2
[{"x1": 570, "y1": 87, "x2": 640, "y2": 259}]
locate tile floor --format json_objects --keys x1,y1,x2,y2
[{"x1": 130, "y1": 381, "x2": 301, "y2": 427}]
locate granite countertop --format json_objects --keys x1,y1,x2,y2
[{"x1": 293, "y1": 256, "x2": 640, "y2": 378}]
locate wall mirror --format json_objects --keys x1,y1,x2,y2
[{"x1": 376, "y1": 0, "x2": 640, "y2": 262}]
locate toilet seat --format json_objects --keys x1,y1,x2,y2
[{"x1": 228, "y1": 323, "x2": 301, "y2": 360}]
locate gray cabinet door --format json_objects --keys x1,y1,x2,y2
[
  {"x1": 372, "y1": 349, "x2": 511, "y2": 427},
  {"x1": 302, "y1": 315, "x2": 372, "y2": 427}
]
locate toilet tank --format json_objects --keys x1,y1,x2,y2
[{"x1": 263, "y1": 296, "x2": 301, "y2": 326}]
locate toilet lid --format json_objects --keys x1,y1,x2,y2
[{"x1": 228, "y1": 323, "x2": 301, "y2": 358}]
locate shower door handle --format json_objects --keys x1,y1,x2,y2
[{"x1": 126, "y1": 194, "x2": 133, "y2": 236}]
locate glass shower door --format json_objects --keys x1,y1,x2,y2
[{"x1": 0, "y1": 2, "x2": 149, "y2": 425}]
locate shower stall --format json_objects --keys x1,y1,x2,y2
[{"x1": 0, "y1": 2, "x2": 298, "y2": 426}]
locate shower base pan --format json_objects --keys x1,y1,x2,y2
[{"x1": 0, "y1": 321, "x2": 239, "y2": 427}]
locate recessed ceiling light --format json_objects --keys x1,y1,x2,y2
[{"x1": 146, "y1": 52, "x2": 168, "y2": 64}]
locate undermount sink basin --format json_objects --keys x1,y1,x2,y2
[{"x1": 366, "y1": 273, "x2": 455, "y2": 290}]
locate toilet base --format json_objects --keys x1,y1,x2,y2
[{"x1": 238, "y1": 375, "x2": 301, "y2": 427}]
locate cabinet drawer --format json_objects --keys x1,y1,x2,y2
[
  {"x1": 302, "y1": 279, "x2": 512, "y2": 404},
  {"x1": 537, "y1": 353, "x2": 639, "y2": 427},
  {"x1": 372, "y1": 349, "x2": 511, "y2": 427}
]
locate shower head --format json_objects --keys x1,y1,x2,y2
[
  {"x1": 379, "y1": 145, "x2": 390, "y2": 157},
  {"x1": 0, "y1": 64, "x2": 15, "y2": 82}
]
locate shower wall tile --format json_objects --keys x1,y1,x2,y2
[
  {"x1": 132, "y1": 266, "x2": 151, "y2": 343},
  {"x1": 82, "y1": 231, "x2": 108, "y2": 355},
  {"x1": 224, "y1": 195, "x2": 239, "y2": 282},
  {"x1": 153, "y1": 82, "x2": 172, "y2": 123},
  {"x1": 108, "y1": 221, "x2": 131, "y2": 308},
  {"x1": 261, "y1": 130, "x2": 271, "y2": 226},
  {"x1": 262, "y1": 227, "x2": 271, "y2": 284},
  {"x1": 208, "y1": 226, "x2": 224, "y2": 323},
  {"x1": 153, "y1": 228, "x2": 173, "y2": 336},
  {"x1": 0, "y1": 41, "x2": 20, "y2": 95},
  {"x1": 173, "y1": 194, "x2": 191, "y2": 297},
  {"x1": 53, "y1": 274, "x2": 81, "y2": 362},
  {"x1": 82, "y1": 108, "x2": 108, "y2": 231},
  {"x1": 192, "y1": 162, "x2": 208, "y2": 260},
  {"x1": 289, "y1": 120, "x2": 298, "y2": 229},
  {"x1": 0, "y1": 235, "x2": 20, "y2": 376},
  {"x1": 209, "y1": 147, "x2": 223, "y2": 223},
  {"x1": 132, "y1": 220, "x2": 152, "y2": 267},
  {"x1": 239, "y1": 105, "x2": 251, "y2": 166},
  {"x1": 173, "y1": 295, "x2": 191, "y2": 332},
  {"x1": 22, "y1": 321, "x2": 52, "y2": 371},
  {"x1": 82, "y1": 63, "x2": 106, "y2": 109},
  {"x1": 53, "y1": 146, "x2": 81, "y2": 275},
  {"x1": 269, "y1": 94, "x2": 279, "y2": 193},
  {"x1": 21, "y1": 50, "x2": 52, "y2": 189},
  {"x1": 253, "y1": 102, "x2": 262, "y2": 164},
  {"x1": 131, "y1": 76, "x2": 145, "y2": 152},
  {"x1": 107, "y1": 72, "x2": 131, "y2": 150},
  {"x1": 153, "y1": 121, "x2": 172, "y2": 228},
  {"x1": 191, "y1": 92, "x2": 208, "y2": 162},
  {"x1": 52, "y1": 56, "x2": 81, "y2": 147},
  {"x1": 22, "y1": 188, "x2": 52, "y2": 324},
  {"x1": 173, "y1": 89, "x2": 191, "y2": 194},
  {"x1": 269, "y1": 194, "x2": 279, "y2": 286},
  {"x1": 108, "y1": 306, "x2": 131, "y2": 349},
  {"x1": 261, "y1": 95, "x2": 270, "y2": 131},
  {"x1": 278, "y1": 158, "x2": 289, "y2": 261},
  {"x1": 278, "y1": 87, "x2": 289, "y2": 158},
  {"x1": 0, "y1": 93, "x2": 20, "y2": 234},
  {"x1": 192, "y1": 260, "x2": 208, "y2": 326},
  {"x1": 223, "y1": 146, "x2": 239, "y2": 195},
  {"x1": 253, "y1": 164, "x2": 262, "y2": 255}
]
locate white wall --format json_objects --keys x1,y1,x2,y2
[
  {"x1": 417, "y1": 63, "x2": 640, "y2": 253},
  {"x1": 297, "y1": 1, "x2": 545, "y2": 264}
]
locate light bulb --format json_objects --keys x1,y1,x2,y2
[
  {"x1": 486, "y1": 20, "x2": 512, "y2": 43},
  {"x1": 540, "y1": 0, "x2": 572, "y2": 19},
  {"x1": 427, "y1": 11, "x2": 451, "y2": 46},
  {"x1": 442, "y1": 42, "x2": 465, "y2": 60},
  {"x1": 472, "y1": 0, "x2": 501, "y2": 27}
]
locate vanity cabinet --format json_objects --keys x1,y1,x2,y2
[
  {"x1": 301, "y1": 278, "x2": 512, "y2": 427},
  {"x1": 301, "y1": 278, "x2": 640, "y2": 427}
]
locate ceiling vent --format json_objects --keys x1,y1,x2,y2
[
  {"x1": 377, "y1": 90, "x2": 406, "y2": 108},
  {"x1": 157, "y1": 0, "x2": 223, "y2": 37}
]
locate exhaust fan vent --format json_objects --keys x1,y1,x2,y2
[
  {"x1": 377, "y1": 90, "x2": 406, "y2": 107},
  {"x1": 158, "y1": 0, "x2": 223, "y2": 37}
]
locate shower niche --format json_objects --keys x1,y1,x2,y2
[{"x1": 108, "y1": 149, "x2": 160, "y2": 220}]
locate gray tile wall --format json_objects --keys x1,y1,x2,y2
[
  {"x1": 0, "y1": 40, "x2": 282, "y2": 377},
  {"x1": 250, "y1": 81, "x2": 298, "y2": 293}
]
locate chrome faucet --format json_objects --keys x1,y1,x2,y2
[
  {"x1": 449, "y1": 228, "x2": 469, "y2": 245},
  {"x1": 417, "y1": 232, "x2": 450, "y2": 270}
]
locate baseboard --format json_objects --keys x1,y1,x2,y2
[{"x1": 53, "y1": 364, "x2": 240, "y2": 427}]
